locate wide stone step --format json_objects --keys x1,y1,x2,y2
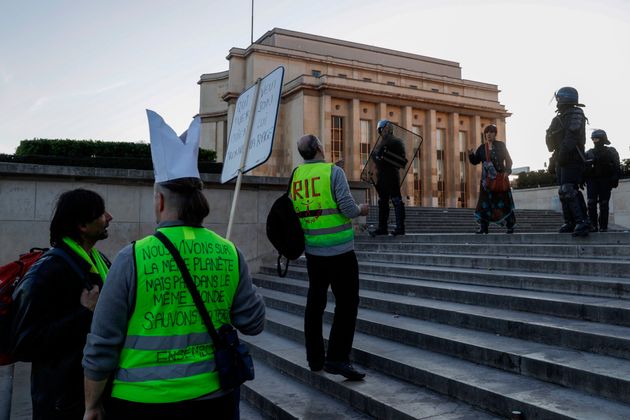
[
  {"x1": 257, "y1": 287, "x2": 630, "y2": 405},
  {"x1": 354, "y1": 241, "x2": 630, "y2": 259},
  {"x1": 354, "y1": 250, "x2": 630, "y2": 278},
  {"x1": 255, "y1": 270, "x2": 630, "y2": 327},
  {"x1": 354, "y1": 232, "x2": 630, "y2": 245},
  {"x1": 249, "y1": 308, "x2": 630, "y2": 419},
  {"x1": 275, "y1": 256, "x2": 630, "y2": 300},
  {"x1": 254, "y1": 273, "x2": 630, "y2": 360},
  {"x1": 242, "y1": 328, "x2": 498, "y2": 419},
  {"x1": 242, "y1": 358, "x2": 372, "y2": 419}
]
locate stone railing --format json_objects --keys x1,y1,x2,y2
[
  {"x1": 512, "y1": 178, "x2": 630, "y2": 228},
  {"x1": 0, "y1": 162, "x2": 369, "y2": 271}
]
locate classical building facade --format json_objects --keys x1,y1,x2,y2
[{"x1": 199, "y1": 28, "x2": 510, "y2": 208}]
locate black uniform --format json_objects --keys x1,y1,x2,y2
[
  {"x1": 585, "y1": 143, "x2": 620, "y2": 231},
  {"x1": 373, "y1": 133, "x2": 406, "y2": 235},
  {"x1": 546, "y1": 105, "x2": 590, "y2": 235}
]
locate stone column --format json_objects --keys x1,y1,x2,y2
[
  {"x1": 469, "y1": 115, "x2": 483, "y2": 207},
  {"x1": 424, "y1": 109, "x2": 437, "y2": 207},
  {"x1": 447, "y1": 112, "x2": 459, "y2": 207},
  {"x1": 401, "y1": 105, "x2": 414, "y2": 204},
  {"x1": 348, "y1": 98, "x2": 361, "y2": 181},
  {"x1": 319, "y1": 94, "x2": 331, "y2": 152}
]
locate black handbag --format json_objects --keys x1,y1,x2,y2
[{"x1": 154, "y1": 231, "x2": 255, "y2": 390}]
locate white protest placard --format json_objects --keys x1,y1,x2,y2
[{"x1": 220, "y1": 66, "x2": 285, "y2": 184}]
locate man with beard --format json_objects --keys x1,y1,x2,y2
[{"x1": 10, "y1": 188, "x2": 112, "y2": 419}]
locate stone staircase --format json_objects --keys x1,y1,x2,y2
[
  {"x1": 365, "y1": 206, "x2": 627, "y2": 233},
  {"x1": 242, "y1": 232, "x2": 630, "y2": 419}
]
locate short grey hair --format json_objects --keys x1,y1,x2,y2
[{"x1": 298, "y1": 134, "x2": 321, "y2": 160}]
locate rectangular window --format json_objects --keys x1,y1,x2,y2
[
  {"x1": 436, "y1": 128, "x2": 446, "y2": 207},
  {"x1": 331, "y1": 116, "x2": 344, "y2": 163},
  {"x1": 360, "y1": 119, "x2": 371, "y2": 166}
]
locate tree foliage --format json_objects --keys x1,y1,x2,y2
[{"x1": 2, "y1": 138, "x2": 220, "y2": 173}]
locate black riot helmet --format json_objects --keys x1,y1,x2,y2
[
  {"x1": 377, "y1": 119, "x2": 391, "y2": 135},
  {"x1": 591, "y1": 129, "x2": 611, "y2": 145},
  {"x1": 555, "y1": 86, "x2": 584, "y2": 107}
]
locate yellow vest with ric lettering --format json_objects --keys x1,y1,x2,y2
[
  {"x1": 291, "y1": 163, "x2": 353, "y2": 248},
  {"x1": 112, "y1": 226, "x2": 239, "y2": 403}
]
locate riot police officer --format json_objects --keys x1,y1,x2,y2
[
  {"x1": 370, "y1": 120, "x2": 406, "y2": 236},
  {"x1": 545, "y1": 86, "x2": 591, "y2": 236},
  {"x1": 585, "y1": 129, "x2": 620, "y2": 232}
]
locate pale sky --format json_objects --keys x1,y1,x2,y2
[{"x1": 1, "y1": 0, "x2": 629, "y2": 170}]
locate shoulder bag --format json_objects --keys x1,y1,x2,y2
[
  {"x1": 483, "y1": 143, "x2": 510, "y2": 193},
  {"x1": 154, "y1": 231, "x2": 255, "y2": 390}
]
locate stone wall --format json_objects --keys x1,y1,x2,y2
[
  {"x1": 512, "y1": 178, "x2": 630, "y2": 228},
  {"x1": 0, "y1": 163, "x2": 368, "y2": 271}
]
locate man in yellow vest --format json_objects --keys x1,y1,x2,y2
[
  {"x1": 291, "y1": 134, "x2": 369, "y2": 380},
  {"x1": 82, "y1": 111, "x2": 265, "y2": 419}
]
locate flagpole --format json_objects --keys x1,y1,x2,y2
[{"x1": 251, "y1": 0, "x2": 254, "y2": 45}]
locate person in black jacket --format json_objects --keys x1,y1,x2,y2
[
  {"x1": 370, "y1": 120, "x2": 407, "y2": 236},
  {"x1": 468, "y1": 124, "x2": 516, "y2": 234},
  {"x1": 585, "y1": 129, "x2": 621, "y2": 232},
  {"x1": 10, "y1": 189, "x2": 112, "y2": 420},
  {"x1": 546, "y1": 86, "x2": 590, "y2": 236}
]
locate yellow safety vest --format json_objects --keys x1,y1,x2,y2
[
  {"x1": 291, "y1": 163, "x2": 353, "y2": 248},
  {"x1": 112, "y1": 226, "x2": 239, "y2": 403}
]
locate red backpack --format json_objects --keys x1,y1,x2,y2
[{"x1": 0, "y1": 247, "x2": 81, "y2": 365}]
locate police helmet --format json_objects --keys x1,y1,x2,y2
[
  {"x1": 377, "y1": 119, "x2": 390, "y2": 134},
  {"x1": 591, "y1": 129, "x2": 611, "y2": 145},
  {"x1": 555, "y1": 87, "x2": 583, "y2": 106}
]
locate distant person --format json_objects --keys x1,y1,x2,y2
[
  {"x1": 82, "y1": 111, "x2": 265, "y2": 419},
  {"x1": 10, "y1": 188, "x2": 111, "y2": 420},
  {"x1": 585, "y1": 129, "x2": 620, "y2": 232},
  {"x1": 291, "y1": 134, "x2": 369, "y2": 380},
  {"x1": 468, "y1": 124, "x2": 516, "y2": 234},
  {"x1": 545, "y1": 86, "x2": 590, "y2": 236},
  {"x1": 370, "y1": 120, "x2": 406, "y2": 236}
]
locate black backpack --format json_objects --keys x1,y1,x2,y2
[{"x1": 266, "y1": 170, "x2": 304, "y2": 277}]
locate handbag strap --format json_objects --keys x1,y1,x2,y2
[
  {"x1": 484, "y1": 142, "x2": 491, "y2": 163},
  {"x1": 153, "y1": 231, "x2": 222, "y2": 347}
]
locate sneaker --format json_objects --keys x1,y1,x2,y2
[
  {"x1": 324, "y1": 361, "x2": 365, "y2": 381},
  {"x1": 390, "y1": 228, "x2": 405, "y2": 236},
  {"x1": 558, "y1": 224, "x2": 575, "y2": 233}
]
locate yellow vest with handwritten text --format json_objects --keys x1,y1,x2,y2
[{"x1": 112, "y1": 226, "x2": 239, "y2": 403}]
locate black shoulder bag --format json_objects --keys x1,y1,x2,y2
[{"x1": 154, "y1": 231, "x2": 255, "y2": 390}]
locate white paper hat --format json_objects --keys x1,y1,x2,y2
[{"x1": 147, "y1": 109, "x2": 201, "y2": 183}]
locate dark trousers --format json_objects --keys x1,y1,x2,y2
[
  {"x1": 304, "y1": 251, "x2": 360, "y2": 365},
  {"x1": 586, "y1": 178, "x2": 613, "y2": 229},
  {"x1": 106, "y1": 392, "x2": 236, "y2": 419}
]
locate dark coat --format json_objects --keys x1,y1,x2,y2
[
  {"x1": 10, "y1": 243, "x2": 108, "y2": 420},
  {"x1": 468, "y1": 141, "x2": 513, "y2": 174},
  {"x1": 374, "y1": 134, "x2": 406, "y2": 195}
]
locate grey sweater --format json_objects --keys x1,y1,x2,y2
[{"x1": 82, "y1": 222, "x2": 265, "y2": 382}]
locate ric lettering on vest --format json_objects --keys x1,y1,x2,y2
[{"x1": 292, "y1": 177, "x2": 321, "y2": 200}]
